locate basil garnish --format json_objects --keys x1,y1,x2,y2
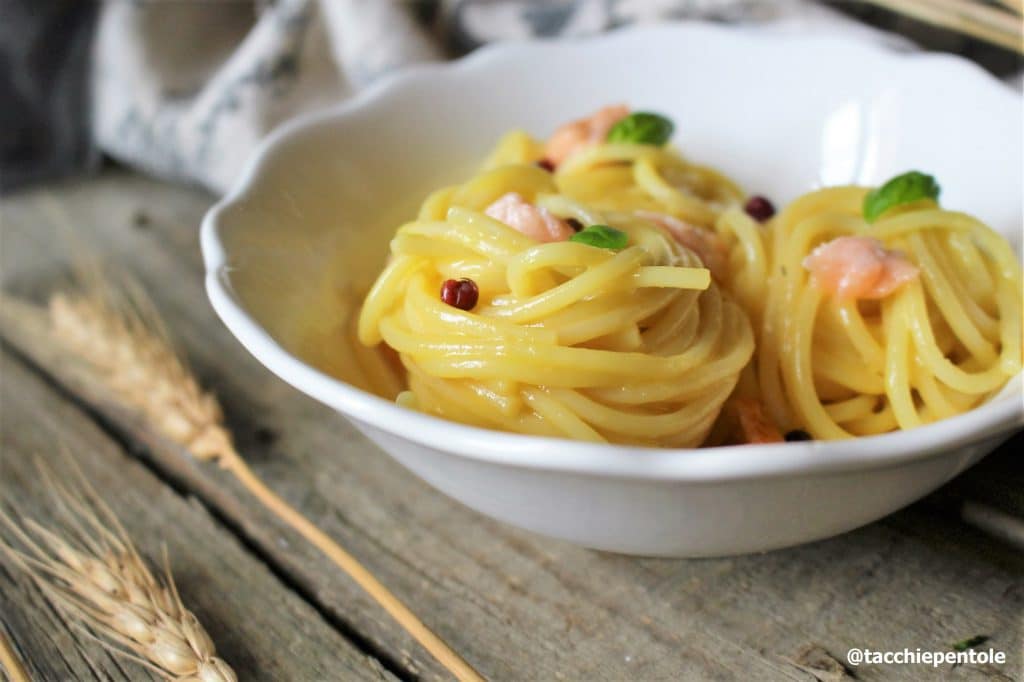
[
  {"x1": 863, "y1": 171, "x2": 940, "y2": 223},
  {"x1": 606, "y1": 112, "x2": 674, "y2": 146},
  {"x1": 569, "y1": 224, "x2": 629, "y2": 250}
]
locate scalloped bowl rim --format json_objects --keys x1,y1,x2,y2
[{"x1": 201, "y1": 22, "x2": 1023, "y2": 482}]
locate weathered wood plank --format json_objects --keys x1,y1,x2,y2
[
  {"x1": 0, "y1": 349, "x2": 394, "y2": 681},
  {"x1": 2, "y1": 171, "x2": 1022, "y2": 681}
]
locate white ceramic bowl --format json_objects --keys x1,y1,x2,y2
[{"x1": 201, "y1": 23, "x2": 1023, "y2": 557}]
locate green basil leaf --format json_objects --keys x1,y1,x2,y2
[
  {"x1": 606, "y1": 112, "x2": 674, "y2": 146},
  {"x1": 863, "y1": 171, "x2": 940, "y2": 223},
  {"x1": 569, "y1": 224, "x2": 629, "y2": 250}
]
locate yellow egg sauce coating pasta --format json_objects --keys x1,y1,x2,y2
[
  {"x1": 356, "y1": 126, "x2": 754, "y2": 446},
  {"x1": 715, "y1": 187, "x2": 1022, "y2": 440},
  {"x1": 353, "y1": 109, "x2": 1022, "y2": 447}
]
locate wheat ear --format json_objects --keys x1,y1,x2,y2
[
  {"x1": 48, "y1": 284, "x2": 484, "y2": 682},
  {"x1": 0, "y1": 457, "x2": 236, "y2": 681}
]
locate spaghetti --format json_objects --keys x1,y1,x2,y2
[
  {"x1": 356, "y1": 110, "x2": 753, "y2": 446},
  {"x1": 353, "y1": 106, "x2": 1022, "y2": 446},
  {"x1": 714, "y1": 186, "x2": 1022, "y2": 439}
]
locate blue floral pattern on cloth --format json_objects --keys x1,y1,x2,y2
[{"x1": 91, "y1": 0, "x2": 910, "y2": 194}]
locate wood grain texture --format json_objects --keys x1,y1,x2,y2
[
  {"x1": 2, "y1": 171, "x2": 1022, "y2": 681},
  {"x1": 0, "y1": 350, "x2": 394, "y2": 682}
]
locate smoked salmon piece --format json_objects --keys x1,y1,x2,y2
[
  {"x1": 544, "y1": 104, "x2": 630, "y2": 167},
  {"x1": 637, "y1": 211, "x2": 729, "y2": 281},
  {"x1": 735, "y1": 398, "x2": 785, "y2": 444},
  {"x1": 803, "y1": 236, "x2": 919, "y2": 300},
  {"x1": 485, "y1": 192, "x2": 575, "y2": 243}
]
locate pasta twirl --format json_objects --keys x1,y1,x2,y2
[
  {"x1": 351, "y1": 106, "x2": 1022, "y2": 447},
  {"x1": 356, "y1": 126, "x2": 754, "y2": 446},
  {"x1": 714, "y1": 186, "x2": 1022, "y2": 439}
]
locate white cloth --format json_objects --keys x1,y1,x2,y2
[
  {"x1": 92, "y1": 0, "x2": 438, "y2": 192},
  {"x1": 86, "y1": 0, "x2": 923, "y2": 194}
]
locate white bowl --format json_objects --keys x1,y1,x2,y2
[{"x1": 201, "y1": 23, "x2": 1023, "y2": 557}]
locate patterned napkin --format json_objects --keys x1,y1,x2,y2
[
  {"x1": 1, "y1": 0, "x2": 1011, "y2": 195},
  {"x1": 90, "y1": 0, "x2": 915, "y2": 194}
]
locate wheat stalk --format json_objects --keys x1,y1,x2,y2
[
  {"x1": 0, "y1": 458, "x2": 236, "y2": 682},
  {"x1": 864, "y1": 0, "x2": 1024, "y2": 54},
  {"x1": 47, "y1": 281, "x2": 484, "y2": 682},
  {"x1": 996, "y1": 0, "x2": 1023, "y2": 17},
  {"x1": 0, "y1": 629, "x2": 29, "y2": 682},
  {"x1": 49, "y1": 287, "x2": 234, "y2": 464}
]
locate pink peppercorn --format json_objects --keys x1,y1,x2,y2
[
  {"x1": 744, "y1": 195, "x2": 776, "y2": 222},
  {"x1": 535, "y1": 158, "x2": 556, "y2": 172},
  {"x1": 440, "y1": 278, "x2": 479, "y2": 310}
]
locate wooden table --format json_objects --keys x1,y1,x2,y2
[{"x1": 1, "y1": 170, "x2": 1021, "y2": 681}]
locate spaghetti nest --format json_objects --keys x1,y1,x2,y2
[
  {"x1": 356, "y1": 132, "x2": 754, "y2": 446},
  {"x1": 354, "y1": 108, "x2": 1021, "y2": 446},
  {"x1": 715, "y1": 186, "x2": 1023, "y2": 439}
]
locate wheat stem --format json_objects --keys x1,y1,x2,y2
[
  {"x1": 221, "y1": 453, "x2": 484, "y2": 681},
  {"x1": 42, "y1": 279, "x2": 484, "y2": 680},
  {"x1": 996, "y1": 0, "x2": 1023, "y2": 17},
  {"x1": 0, "y1": 630, "x2": 30, "y2": 682},
  {"x1": 864, "y1": 0, "x2": 1024, "y2": 54}
]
